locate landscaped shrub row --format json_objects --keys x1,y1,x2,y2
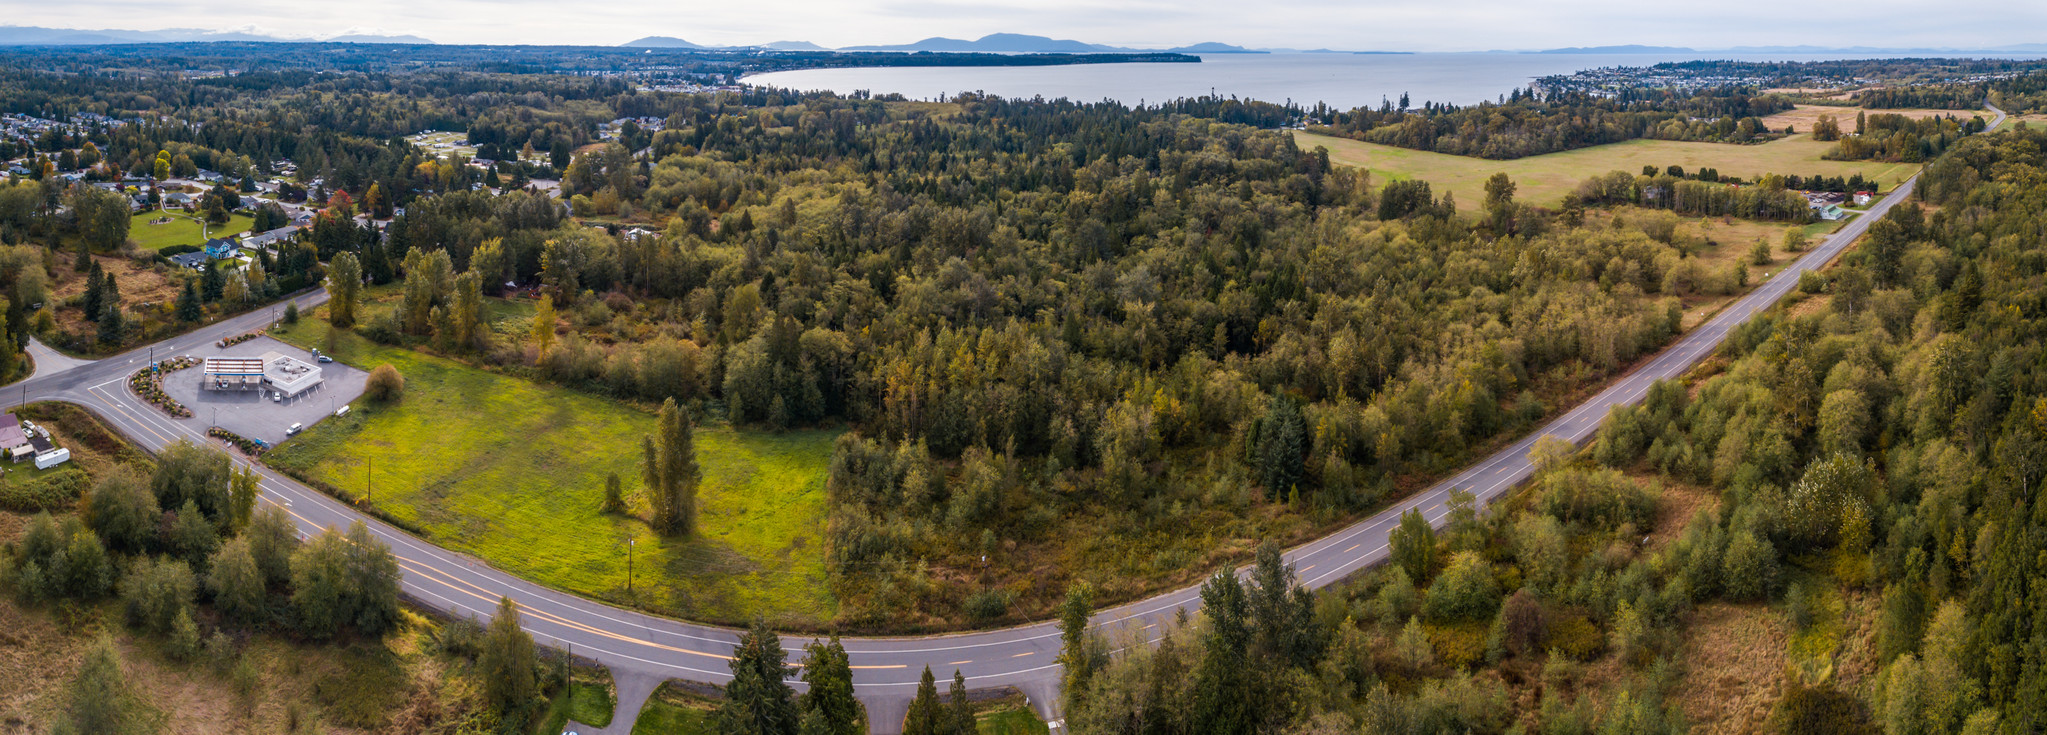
[
  {"x1": 207, "y1": 427, "x2": 267, "y2": 456},
  {"x1": 217, "y1": 331, "x2": 264, "y2": 348},
  {"x1": 129, "y1": 356, "x2": 198, "y2": 418}
]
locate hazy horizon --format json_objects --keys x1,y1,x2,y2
[{"x1": 4, "y1": 0, "x2": 2045, "y2": 51}]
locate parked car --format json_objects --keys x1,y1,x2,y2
[
  {"x1": 317, "y1": 355, "x2": 333, "y2": 363},
  {"x1": 286, "y1": 423, "x2": 302, "y2": 436}
]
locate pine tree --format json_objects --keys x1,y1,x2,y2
[
  {"x1": 903, "y1": 666, "x2": 943, "y2": 735},
  {"x1": 716, "y1": 617, "x2": 798, "y2": 735},
  {"x1": 1254, "y1": 394, "x2": 1308, "y2": 501},
  {"x1": 95, "y1": 303, "x2": 123, "y2": 345},
  {"x1": 82, "y1": 261, "x2": 104, "y2": 319},
  {"x1": 800, "y1": 636, "x2": 863, "y2": 735},
  {"x1": 176, "y1": 280, "x2": 202, "y2": 323},
  {"x1": 946, "y1": 670, "x2": 974, "y2": 735}
]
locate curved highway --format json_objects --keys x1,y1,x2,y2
[{"x1": 14, "y1": 105, "x2": 1992, "y2": 733}]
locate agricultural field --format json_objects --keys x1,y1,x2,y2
[
  {"x1": 129, "y1": 210, "x2": 256, "y2": 252},
  {"x1": 1299, "y1": 131, "x2": 1921, "y2": 209},
  {"x1": 1755, "y1": 104, "x2": 1990, "y2": 133},
  {"x1": 264, "y1": 309, "x2": 842, "y2": 629}
]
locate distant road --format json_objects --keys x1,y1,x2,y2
[{"x1": 14, "y1": 103, "x2": 1997, "y2": 734}]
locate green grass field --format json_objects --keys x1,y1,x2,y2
[
  {"x1": 264, "y1": 317, "x2": 841, "y2": 628},
  {"x1": 978, "y1": 707, "x2": 1051, "y2": 735},
  {"x1": 129, "y1": 210, "x2": 256, "y2": 251},
  {"x1": 1300, "y1": 131, "x2": 1923, "y2": 210}
]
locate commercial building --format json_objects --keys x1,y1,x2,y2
[
  {"x1": 203, "y1": 356, "x2": 267, "y2": 391},
  {"x1": 201, "y1": 353, "x2": 325, "y2": 396},
  {"x1": 261, "y1": 351, "x2": 324, "y2": 397}
]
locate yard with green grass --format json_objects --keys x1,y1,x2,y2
[
  {"x1": 631, "y1": 683, "x2": 716, "y2": 735},
  {"x1": 129, "y1": 210, "x2": 255, "y2": 251},
  {"x1": 263, "y1": 316, "x2": 841, "y2": 628},
  {"x1": 1300, "y1": 131, "x2": 1923, "y2": 210}
]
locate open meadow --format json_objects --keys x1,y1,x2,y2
[
  {"x1": 265, "y1": 311, "x2": 842, "y2": 628},
  {"x1": 129, "y1": 210, "x2": 256, "y2": 251},
  {"x1": 1299, "y1": 131, "x2": 1922, "y2": 209},
  {"x1": 1755, "y1": 104, "x2": 1990, "y2": 132}
]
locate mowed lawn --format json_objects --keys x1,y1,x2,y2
[
  {"x1": 130, "y1": 210, "x2": 255, "y2": 251},
  {"x1": 264, "y1": 318, "x2": 840, "y2": 627},
  {"x1": 1299, "y1": 131, "x2": 1922, "y2": 209}
]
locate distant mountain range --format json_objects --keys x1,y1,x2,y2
[
  {"x1": 0, "y1": 25, "x2": 430, "y2": 45},
  {"x1": 1533, "y1": 43, "x2": 2047, "y2": 55},
  {"x1": 836, "y1": 33, "x2": 1262, "y2": 54},
  {"x1": 620, "y1": 32, "x2": 1261, "y2": 54}
]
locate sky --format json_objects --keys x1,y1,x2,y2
[{"x1": 6, "y1": 0, "x2": 2047, "y2": 50}]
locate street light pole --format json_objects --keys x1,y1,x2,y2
[{"x1": 628, "y1": 538, "x2": 635, "y2": 595}]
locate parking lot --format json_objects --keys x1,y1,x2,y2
[{"x1": 161, "y1": 336, "x2": 369, "y2": 445}]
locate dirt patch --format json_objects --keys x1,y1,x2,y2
[
  {"x1": 1673, "y1": 602, "x2": 1790, "y2": 734},
  {"x1": 1642, "y1": 478, "x2": 1717, "y2": 552}
]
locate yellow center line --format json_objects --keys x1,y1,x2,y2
[
  {"x1": 1344, "y1": 544, "x2": 1360, "y2": 553},
  {"x1": 850, "y1": 665, "x2": 908, "y2": 670},
  {"x1": 395, "y1": 557, "x2": 731, "y2": 660},
  {"x1": 1010, "y1": 651, "x2": 1033, "y2": 658},
  {"x1": 948, "y1": 659, "x2": 972, "y2": 665}
]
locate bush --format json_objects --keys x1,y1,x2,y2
[
  {"x1": 0, "y1": 467, "x2": 91, "y2": 511},
  {"x1": 364, "y1": 364, "x2": 405, "y2": 403},
  {"x1": 283, "y1": 302, "x2": 300, "y2": 325},
  {"x1": 361, "y1": 313, "x2": 401, "y2": 345},
  {"x1": 1545, "y1": 613, "x2": 1605, "y2": 661},
  {"x1": 964, "y1": 588, "x2": 1014, "y2": 622}
]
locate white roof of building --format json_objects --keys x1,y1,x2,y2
[{"x1": 262, "y1": 351, "x2": 324, "y2": 396}]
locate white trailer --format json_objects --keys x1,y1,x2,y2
[{"x1": 34, "y1": 448, "x2": 70, "y2": 469}]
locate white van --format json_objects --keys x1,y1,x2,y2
[{"x1": 286, "y1": 423, "x2": 303, "y2": 436}]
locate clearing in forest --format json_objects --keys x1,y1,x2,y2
[
  {"x1": 264, "y1": 312, "x2": 840, "y2": 628},
  {"x1": 1300, "y1": 131, "x2": 1921, "y2": 209}
]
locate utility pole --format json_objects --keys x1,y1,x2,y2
[
  {"x1": 365, "y1": 456, "x2": 372, "y2": 506},
  {"x1": 627, "y1": 537, "x2": 635, "y2": 595}
]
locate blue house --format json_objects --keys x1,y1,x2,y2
[{"x1": 204, "y1": 238, "x2": 239, "y2": 259}]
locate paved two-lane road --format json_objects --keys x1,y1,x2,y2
[{"x1": 14, "y1": 105, "x2": 1989, "y2": 733}]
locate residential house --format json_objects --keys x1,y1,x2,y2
[
  {"x1": 204, "y1": 238, "x2": 240, "y2": 259},
  {"x1": 1853, "y1": 191, "x2": 1875, "y2": 206},
  {"x1": 168, "y1": 251, "x2": 209, "y2": 270},
  {"x1": 241, "y1": 225, "x2": 299, "y2": 250}
]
